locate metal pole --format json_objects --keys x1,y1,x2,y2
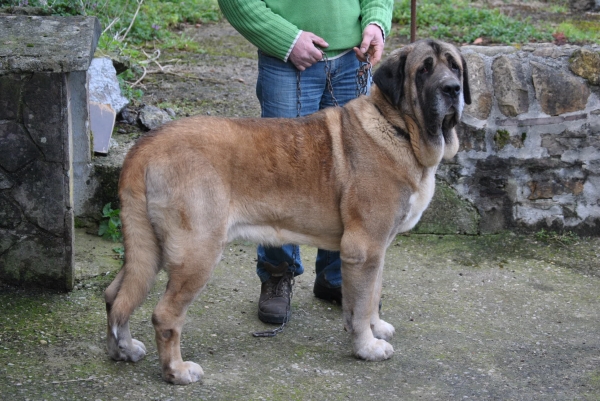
[{"x1": 410, "y1": 0, "x2": 417, "y2": 43}]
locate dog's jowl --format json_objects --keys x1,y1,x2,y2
[{"x1": 104, "y1": 39, "x2": 471, "y2": 385}]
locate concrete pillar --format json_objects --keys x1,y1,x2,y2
[{"x1": 0, "y1": 15, "x2": 101, "y2": 289}]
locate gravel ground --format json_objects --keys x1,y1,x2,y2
[{"x1": 0, "y1": 229, "x2": 599, "y2": 400}]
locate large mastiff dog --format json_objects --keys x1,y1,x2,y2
[{"x1": 104, "y1": 39, "x2": 470, "y2": 384}]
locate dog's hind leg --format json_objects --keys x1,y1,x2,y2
[
  {"x1": 105, "y1": 196, "x2": 161, "y2": 363},
  {"x1": 341, "y1": 232, "x2": 394, "y2": 362},
  {"x1": 151, "y1": 235, "x2": 223, "y2": 385}
]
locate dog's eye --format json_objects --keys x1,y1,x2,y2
[
  {"x1": 451, "y1": 61, "x2": 459, "y2": 72},
  {"x1": 420, "y1": 58, "x2": 434, "y2": 75}
]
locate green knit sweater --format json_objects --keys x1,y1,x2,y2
[{"x1": 218, "y1": 0, "x2": 393, "y2": 61}]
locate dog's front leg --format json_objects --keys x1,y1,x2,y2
[
  {"x1": 341, "y1": 234, "x2": 394, "y2": 361},
  {"x1": 370, "y1": 262, "x2": 395, "y2": 341}
]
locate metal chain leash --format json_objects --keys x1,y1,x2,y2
[
  {"x1": 322, "y1": 51, "x2": 339, "y2": 108},
  {"x1": 296, "y1": 51, "x2": 372, "y2": 117},
  {"x1": 356, "y1": 54, "x2": 372, "y2": 97},
  {"x1": 296, "y1": 70, "x2": 302, "y2": 118}
]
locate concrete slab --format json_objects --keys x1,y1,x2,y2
[{"x1": 0, "y1": 15, "x2": 101, "y2": 74}]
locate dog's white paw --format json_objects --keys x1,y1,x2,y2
[
  {"x1": 109, "y1": 337, "x2": 147, "y2": 362},
  {"x1": 372, "y1": 319, "x2": 395, "y2": 341},
  {"x1": 355, "y1": 338, "x2": 394, "y2": 361},
  {"x1": 164, "y1": 361, "x2": 204, "y2": 385}
]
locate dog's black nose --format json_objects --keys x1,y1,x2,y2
[{"x1": 442, "y1": 83, "x2": 461, "y2": 99}]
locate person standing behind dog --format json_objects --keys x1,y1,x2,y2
[{"x1": 218, "y1": 0, "x2": 394, "y2": 325}]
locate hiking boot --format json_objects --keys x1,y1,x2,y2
[
  {"x1": 313, "y1": 281, "x2": 342, "y2": 304},
  {"x1": 258, "y1": 271, "x2": 293, "y2": 324}
]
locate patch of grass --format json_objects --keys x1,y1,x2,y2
[
  {"x1": 534, "y1": 229, "x2": 580, "y2": 246},
  {"x1": 556, "y1": 20, "x2": 600, "y2": 44},
  {"x1": 117, "y1": 69, "x2": 144, "y2": 101},
  {"x1": 98, "y1": 203, "x2": 122, "y2": 242},
  {"x1": 494, "y1": 129, "x2": 511, "y2": 149},
  {"x1": 87, "y1": 0, "x2": 221, "y2": 46},
  {"x1": 393, "y1": 0, "x2": 553, "y2": 44}
]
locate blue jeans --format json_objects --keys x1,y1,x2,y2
[{"x1": 255, "y1": 50, "x2": 370, "y2": 289}]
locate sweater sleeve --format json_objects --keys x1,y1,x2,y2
[
  {"x1": 218, "y1": 0, "x2": 301, "y2": 61},
  {"x1": 360, "y1": 0, "x2": 394, "y2": 38}
]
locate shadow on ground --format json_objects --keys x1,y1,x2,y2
[{"x1": 0, "y1": 229, "x2": 599, "y2": 400}]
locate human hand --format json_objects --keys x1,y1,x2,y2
[
  {"x1": 289, "y1": 31, "x2": 329, "y2": 71},
  {"x1": 353, "y1": 24, "x2": 385, "y2": 66}
]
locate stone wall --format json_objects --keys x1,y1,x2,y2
[
  {"x1": 0, "y1": 15, "x2": 100, "y2": 289},
  {"x1": 417, "y1": 43, "x2": 600, "y2": 235}
]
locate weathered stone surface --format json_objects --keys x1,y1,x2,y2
[
  {"x1": 0, "y1": 121, "x2": 40, "y2": 172},
  {"x1": 0, "y1": 193, "x2": 22, "y2": 229},
  {"x1": 569, "y1": 48, "x2": 600, "y2": 85},
  {"x1": 527, "y1": 178, "x2": 585, "y2": 200},
  {"x1": 0, "y1": 15, "x2": 99, "y2": 290},
  {"x1": 12, "y1": 159, "x2": 67, "y2": 236},
  {"x1": 22, "y1": 72, "x2": 68, "y2": 163},
  {"x1": 0, "y1": 170, "x2": 14, "y2": 189},
  {"x1": 139, "y1": 105, "x2": 172, "y2": 130},
  {"x1": 463, "y1": 52, "x2": 492, "y2": 120},
  {"x1": 0, "y1": 16, "x2": 101, "y2": 74},
  {"x1": 0, "y1": 73, "x2": 23, "y2": 120},
  {"x1": 414, "y1": 181, "x2": 480, "y2": 234},
  {"x1": 569, "y1": 0, "x2": 596, "y2": 11},
  {"x1": 471, "y1": 157, "x2": 516, "y2": 234},
  {"x1": 493, "y1": 56, "x2": 529, "y2": 117},
  {"x1": 0, "y1": 228, "x2": 19, "y2": 256},
  {"x1": 531, "y1": 61, "x2": 591, "y2": 116},
  {"x1": 531, "y1": 44, "x2": 562, "y2": 58},
  {"x1": 461, "y1": 45, "x2": 516, "y2": 57},
  {"x1": 0, "y1": 222, "x2": 72, "y2": 289},
  {"x1": 88, "y1": 57, "x2": 128, "y2": 114},
  {"x1": 456, "y1": 122, "x2": 486, "y2": 152},
  {"x1": 541, "y1": 127, "x2": 600, "y2": 159}
]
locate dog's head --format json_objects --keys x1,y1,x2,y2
[{"x1": 373, "y1": 40, "x2": 471, "y2": 164}]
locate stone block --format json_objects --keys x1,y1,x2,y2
[
  {"x1": 139, "y1": 105, "x2": 172, "y2": 130},
  {"x1": 0, "y1": 15, "x2": 100, "y2": 290},
  {"x1": 493, "y1": 56, "x2": 529, "y2": 117},
  {"x1": 531, "y1": 61, "x2": 591, "y2": 116},
  {"x1": 88, "y1": 57, "x2": 128, "y2": 114},
  {"x1": 463, "y1": 52, "x2": 492, "y2": 120},
  {"x1": 569, "y1": 48, "x2": 600, "y2": 85}
]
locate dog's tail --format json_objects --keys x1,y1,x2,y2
[{"x1": 105, "y1": 149, "x2": 161, "y2": 329}]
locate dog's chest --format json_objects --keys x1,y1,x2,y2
[{"x1": 396, "y1": 169, "x2": 436, "y2": 233}]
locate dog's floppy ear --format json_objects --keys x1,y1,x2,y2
[
  {"x1": 373, "y1": 51, "x2": 407, "y2": 107},
  {"x1": 460, "y1": 54, "x2": 472, "y2": 105}
]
